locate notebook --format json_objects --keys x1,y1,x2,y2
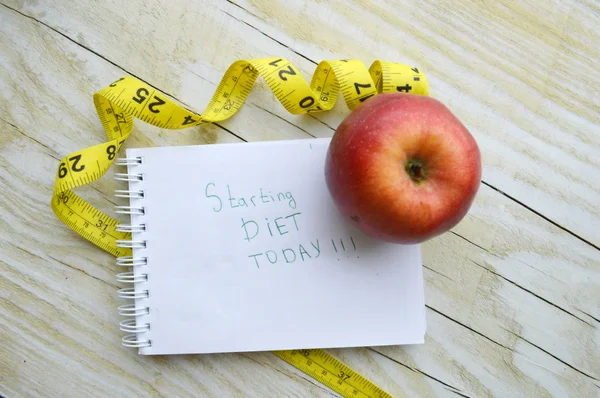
[{"x1": 115, "y1": 137, "x2": 426, "y2": 355}]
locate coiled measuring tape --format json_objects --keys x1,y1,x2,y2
[{"x1": 51, "y1": 58, "x2": 428, "y2": 397}]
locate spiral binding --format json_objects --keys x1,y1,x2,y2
[
  {"x1": 115, "y1": 224, "x2": 147, "y2": 233},
  {"x1": 116, "y1": 157, "x2": 143, "y2": 166},
  {"x1": 115, "y1": 189, "x2": 145, "y2": 199},
  {"x1": 115, "y1": 157, "x2": 151, "y2": 349},
  {"x1": 116, "y1": 256, "x2": 148, "y2": 267},
  {"x1": 115, "y1": 172, "x2": 144, "y2": 182},
  {"x1": 114, "y1": 206, "x2": 145, "y2": 215}
]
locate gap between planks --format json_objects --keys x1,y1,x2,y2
[
  {"x1": 2, "y1": 1, "x2": 598, "y2": 390},
  {"x1": 220, "y1": 0, "x2": 600, "y2": 254},
  {"x1": 2, "y1": 2, "x2": 596, "y2": 333},
  {"x1": 4, "y1": 1, "x2": 596, "y2": 254}
]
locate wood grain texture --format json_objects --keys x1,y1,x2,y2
[
  {"x1": 1, "y1": 1, "x2": 599, "y2": 397},
  {"x1": 230, "y1": 0, "x2": 600, "y2": 246}
]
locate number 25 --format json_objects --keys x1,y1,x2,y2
[{"x1": 132, "y1": 88, "x2": 165, "y2": 113}]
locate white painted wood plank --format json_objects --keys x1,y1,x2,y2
[
  {"x1": 5, "y1": 0, "x2": 596, "y2": 330},
  {"x1": 0, "y1": 10, "x2": 435, "y2": 397},
  {"x1": 0, "y1": 9, "x2": 333, "y2": 397},
  {"x1": 11, "y1": 0, "x2": 599, "y2": 244},
  {"x1": 1, "y1": 2, "x2": 599, "y2": 397},
  {"x1": 222, "y1": 0, "x2": 600, "y2": 246},
  {"x1": 373, "y1": 307, "x2": 598, "y2": 397}
]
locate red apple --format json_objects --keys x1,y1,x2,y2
[{"x1": 325, "y1": 92, "x2": 481, "y2": 244}]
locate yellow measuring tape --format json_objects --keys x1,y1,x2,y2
[
  {"x1": 273, "y1": 349, "x2": 393, "y2": 398},
  {"x1": 51, "y1": 57, "x2": 427, "y2": 397}
]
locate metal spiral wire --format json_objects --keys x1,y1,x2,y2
[{"x1": 115, "y1": 157, "x2": 151, "y2": 349}]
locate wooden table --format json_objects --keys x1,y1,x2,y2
[{"x1": 1, "y1": 1, "x2": 599, "y2": 396}]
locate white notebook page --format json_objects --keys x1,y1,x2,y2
[{"x1": 126, "y1": 138, "x2": 425, "y2": 355}]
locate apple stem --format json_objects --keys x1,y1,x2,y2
[{"x1": 406, "y1": 160, "x2": 426, "y2": 183}]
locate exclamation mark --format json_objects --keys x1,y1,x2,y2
[{"x1": 350, "y1": 236, "x2": 358, "y2": 258}]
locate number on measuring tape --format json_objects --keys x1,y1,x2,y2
[
  {"x1": 278, "y1": 66, "x2": 296, "y2": 81},
  {"x1": 107, "y1": 145, "x2": 117, "y2": 160},
  {"x1": 299, "y1": 96, "x2": 315, "y2": 108},
  {"x1": 109, "y1": 77, "x2": 124, "y2": 87},
  {"x1": 182, "y1": 115, "x2": 197, "y2": 125},
  {"x1": 58, "y1": 162, "x2": 67, "y2": 178},
  {"x1": 148, "y1": 97, "x2": 166, "y2": 113},
  {"x1": 353, "y1": 82, "x2": 372, "y2": 94},
  {"x1": 132, "y1": 88, "x2": 149, "y2": 104},
  {"x1": 69, "y1": 154, "x2": 85, "y2": 172}
]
